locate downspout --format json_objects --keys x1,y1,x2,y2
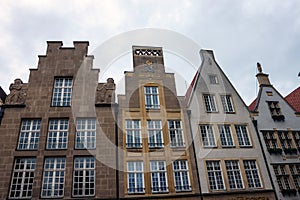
[
  {"x1": 187, "y1": 109, "x2": 203, "y2": 200},
  {"x1": 252, "y1": 118, "x2": 278, "y2": 200}
]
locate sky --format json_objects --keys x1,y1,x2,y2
[{"x1": 1, "y1": 0, "x2": 300, "y2": 105}]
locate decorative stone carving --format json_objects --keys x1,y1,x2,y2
[
  {"x1": 5, "y1": 78, "x2": 26, "y2": 105},
  {"x1": 96, "y1": 78, "x2": 115, "y2": 104},
  {"x1": 134, "y1": 48, "x2": 162, "y2": 56},
  {"x1": 257, "y1": 62, "x2": 262, "y2": 73}
]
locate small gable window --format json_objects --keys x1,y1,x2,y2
[{"x1": 267, "y1": 101, "x2": 285, "y2": 121}]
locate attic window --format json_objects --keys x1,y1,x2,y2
[
  {"x1": 267, "y1": 101, "x2": 285, "y2": 121},
  {"x1": 266, "y1": 91, "x2": 273, "y2": 96},
  {"x1": 209, "y1": 74, "x2": 218, "y2": 84}
]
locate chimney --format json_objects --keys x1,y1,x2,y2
[{"x1": 256, "y1": 62, "x2": 271, "y2": 86}]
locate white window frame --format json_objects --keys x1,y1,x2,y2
[
  {"x1": 17, "y1": 119, "x2": 41, "y2": 150},
  {"x1": 147, "y1": 120, "x2": 164, "y2": 148},
  {"x1": 75, "y1": 119, "x2": 96, "y2": 149},
  {"x1": 225, "y1": 160, "x2": 244, "y2": 189},
  {"x1": 172, "y1": 160, "x2": 191, "y2": 192},
  {"x1": 221, "y1": 95, "x2": 235, "y2": 113},
  {"x1": 218, "y1": 125, "x2": 234, "y2": 147},
  {"x1": 51, "y1": 78, "x2": 73, "y2": 107},
  {"x1": 150, "y1": 161, "x2": 168, "y2": 193},
  {"x1": 47, "y1": 119, "x2": 68, "y2": 149},
  {"x1": 41, "y1": 157, "x2": 66, "y2": 198},
  {"x1": 126, "y1": 120, "x2": 142, "y2": 148},
  {"x1": 200, "y1": 125, "x2": 216, "y2": 147},
  {"x1": 144, "y1": 86, "x2": 160, "y2": 109},
  {"x1": 243, "y1": 160, "x2": 262, "y2": 189},
  {"x1": 168, "y1": 120, "x2": 185, "y2": 147},
  {"x1": 235, "y1": 125, "x2": 252, "y2": 147},
  {"x1": 127, "y1": 161, "x2": 145, "y2": 194},
  {"x1": 73, "y1": 157, "x2": 95, "y2": 197},
  {"x1": 9, "y1": 158, "x2": 36, "y2": 199},
  {"x1": 206, "y1": 160, "x2": 225, "y2": 190},
  {"x1": 203, "y1": 94, "x2": 217, "y2": 112}
]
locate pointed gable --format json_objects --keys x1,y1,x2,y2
[{"x1": 248, "y1": 98, "x2": 257, "y2": 112}]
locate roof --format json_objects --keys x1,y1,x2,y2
[
  {"x1": 184, "y1": 70, "x2": 199, "y2": 106},
  {"x1": 248, "y1": 98, "x2": 257, "y2": 112},
  {"x1": 285, "y1": 86, "x2": 300, "y2": 112}
]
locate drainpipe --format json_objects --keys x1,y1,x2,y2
[
  {"x1": 187, "y1": 109, "x2": 203, "y2": 200},
  {"x1": 252, "y1": 118, "x2": 278, "y2": 200}
]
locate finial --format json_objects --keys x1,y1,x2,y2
[{"x1": 257, "y1": 62, "x2": 262, "y2": 73}]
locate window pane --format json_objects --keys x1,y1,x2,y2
[
  {"x1": 51, "y1": 78, "x2": 73, "y2": 107},
  {"x1": 18, "y1": 119, "x2": 41, "y2": 150}
]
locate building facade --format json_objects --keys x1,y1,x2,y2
[
  {"x1": 249, "y1": 64, "x2": 300, "y2": 199},
  {"x1": 117, "y1": 46, "x2": 200, "y2": 199},
  {"x1": 0, "y1": 86, "x2": 6, "y2": 124},
  {"x1": 0, "y1": 41, "x2": 118, "y2": 199},
  {"x1": 185, "y1": 50, "x2": 275, "y2": 199}
]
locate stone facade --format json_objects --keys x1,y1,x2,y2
[
  {"x1": 0, "y1": 86, "x2": 6, "y2": 124},
  {"x1": 185, "y1": 50, "x2": 275, "y2": 199},
  {"x1": 250, "y1": 65, "x2": 300, "y2": 200}
]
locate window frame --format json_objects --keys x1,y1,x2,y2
[
  {"x1": 218, "y1": 124, "x2": 234, "y2": 147},
  {"x1": 200, "y1": 125, "x2": 217, "y2": 148},
  {"x1": 126, "y1": 120, "x2": 142, "y2": 148},
  {"x1": 9, "y1": 158, "x2": 36, "y2": 199},
  {"x1": 127, "y1": 161, "x2": 145, "y2": 194},
  {"x1": 206, "y1": 160, "x2": 225, "y2": 191},
  {"x1": 75, "y1": 118, "x2": 96, "y2": 150},
  {"x1": 208, "y1": 74, "x2": 219, "y2": 84},
  {"x1": 147, "y1": 120, "x2": 164, "y2": 148},
  {"x1": 172, "y1": 160, "x2": 192, "y2": 192},
  {"x1": 144, "y1": 86, "x2": 160, "y2": 109},
  {"x1": 235, "y1": 125, "x2": 252, "y2": 147},
  {"x1": 72, "y1": 157, "x2": 95, "y2": 197},
  {"x1": 243, "y1": 160, "x2": 262, "y2": 189},
  {"x1": 203, "y1": 94, "x2": 218, "y2": 113},
  {"x1": 150, "y1": 161, "x2": 168, "y2": 193},
  {"x1": 46, "y1": 119, "x2": 69, "y2": 150},
  {"x1": 168, "y1": 120, "x2": 185, "y2": 147},
  {"x1": 225, "y1": 160, "x2": 244, "y2": 189},
  {"x1": 220, "y1": 95, "x2": 235, "y2": 113},
  {"x1": 17, "y1": 119, "x2": 41, "y2": 150},
  {"x1": 51, "y1": 77, "x2": 73, "y2": 107}
]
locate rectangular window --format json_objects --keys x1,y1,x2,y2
[
  {"x1": 148, "y1": 120, "x2": 163, "y2": 148},
  {"x1": 235, "y1": 125, "x2": 251, "y2": 147},
  {"x1": 243, "y1": 160, "x2": 262, "y2": 188},
  {"x1": 17, "y1": 119, "x2": 41, "y2": 150},
  {"x1": 47, "y1": 119, "x2": 68, "y2": 149},
  {"x1": 126, "y1": 120, "x2": 142, "y2": 148},
  {"x1": 263, "y1": 131, "x2": 280, "y2": 150},
  {"x1": 221, "y1": 95, "x2": 235, "y2": 113},
  {"x1": 144, "y1": 86, "x2": 160, "y2": 109},
  {"x1": 41, "y1": 157, "x2": 66, "y2": 198},
  {"x1": 206, "y1": 160, "x2": 225, "y2": 190},
  {"x1": 168, "y1": 120, "x2": 185, "y2": 147},
  {"x1": 267, "y1": 101, "x2": 285, "y2": 121},
  {"x1": 200, "y1": 125, "x2": 216, "y2": 147},
  {"x1": 73, "y1": 157, "x2": 95, "y2": 197},
  {"x1": 127, "y1": 161, "x2": 144, "y2": 194},
  {"x1": 273, "y1": 165, "x2": 292, "y2": 191},
  {"x1": 289, "y1": 164, "x2": 300, "y2": 190},
  {"x1": 292, "y1": 131, "x2": 300, "y2": 151},
  {"x1": 75, "y1": 119, "x2": 96, "y2": 149},
  {"x1": 209, "y1": 74, "x2": 218, "y2": 84},
  {"x1": 218, "y1": 125, "x2": 234, "y2": 147},
  {"x1": 203, "y1": 94, "x2": 217, "y2": 112},
  {"x1": 9, "y1": 158, "x2": 36, "y2": 199},
  {"x1": 51, "y1": 78, "x2": 73, "y2": 107},
  {"x1": 278, "y1": 131, "x2": 297, "y2": 154},
  {"x1": 225, "y1": 160, "x2": 244, "y2": 189},
  {"x1": 150, "y1": 161, "x2": 168, "y2": 193},
  {"x1": 173, "y1": 160, "x2": 191, "y2": 192}
]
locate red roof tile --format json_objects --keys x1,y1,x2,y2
[
  {"x1": 184, "y1": 70, "x2": 199, "y2": 106},
  {"x1": 285, "y1": 86, "x2": 300, "y2": 112},
  {"x1": 248, "y1": 98, "x2": 257, "y2": 112}
]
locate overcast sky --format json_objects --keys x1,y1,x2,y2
[{"x1": 1, "y1": 0, "x2": 300, "y2": 104}]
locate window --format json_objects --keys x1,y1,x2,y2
[
  {"x1": 243, "y1": 160, "x2": 262, "y2": 188},
  {"x1": 168, "y1": 120, "x2": 185, "y2": 147},
  {"x1": 148, "y1": 120, "x2": 163, "y2": 148},
  {"x1": 209, "y1": 74, "x2": 218, "y2": 84},
  {"x1": 73, "y1": 157, "x2": 95, "y2": 197},
  {"x1": 203, "y1": 94, "x2": 217, "y2": 112},
  {"x1": 292, "y1": 131, "x2": 300, "y2": 151},
  {"x1": 17, "y1": 119, "x2": 41, "y2": 150},
  {"x1": 200, "y1": 125, "x2": 216, "y2": 147},
  {"x1": 47, "y1": 119, "x2": 68, "y2": 149},
  {"x1": 262, "y1": 131, "x2": 281, "y2": 154},
  {"x1": 75, "y1": 119, "x2": 96, "y2": 149},
  {"x1": 41, "y1": 157, "x2": 66, "y2": 198},
  {"x1": 289, "y1": 164, "x2": 300, "y2": 190},
  {"x1": 221, "y1": 95, "x2": 235, "y2": 113},
  {"x1": 278, "y1": 131, "x2": 297, "y2": 154},
  {"x1": 218, "y1": 125, "x2": 234, "y2": 147},
  {"x1": 173, "y1": 160, "x2": 191, "y2": 192},
  {"x1": 127, "y1": 161, "x2": 144, "y2": 194},
  {"x1": 235, "y1": 125, "x2": 251, "y2": 147},
  {"x1": 225, "y1": 160, "x2": 244, "y2": 189},
  {"x1": 267, "y1": 101, "x2": 285, "y2": 121},
  {"x1": 273, "y1": 165, "x2": 292, "y2": 191},
  {"x1": 144, "y1": 86, "x2": 160, "y2": 109},
  {"x1": 51, "y1": 78, "x2": 73, "y2": 106},
  {"x1": 126, "y1": 120, "x2": 142, "y2": 148},
  {"x1": 9, "y1": 158, "x2": 36, "y2": 199},
  {"x1": 206, "y1": 160, "x2": 225, "y2": 190},
  {"x1": 150, "y1": 161, "x2": 168, "y2": 193}
]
